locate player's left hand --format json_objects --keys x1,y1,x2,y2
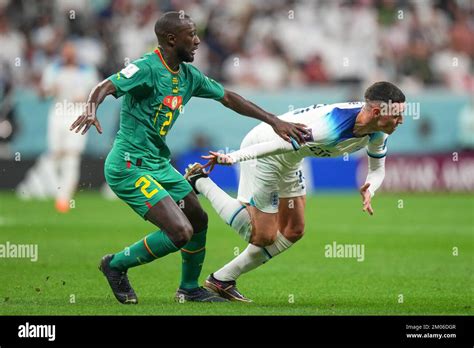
[
  {"x1": 272, "y1": 119, "x2": 311, "y2": 145},
  {"x1": 201, "y1": 151, "x2": 234, "y2": 174},
  {"x1": 359, "y1": 183, "x2": 374, "y2": 216}
]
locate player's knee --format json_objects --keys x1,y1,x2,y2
[
  {"x1": 170, "y1": 222, "x2": 194, "y2": 248},
  {"x1": 251, "y1": 232, "x2": 277, "y2": 247},
  {"x1": 286, "y1": 224, "x2": 304, "y2": 243},
  {"x1": 283, "y1": 224, "x2": 305, "y2": 243}
]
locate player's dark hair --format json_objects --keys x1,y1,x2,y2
[
  {"x1": 364, "y1": 81, "x2": 405, "y2": 103},
  {"x1": 154, "y1": 11, "x2": 191, "y2": 44}
]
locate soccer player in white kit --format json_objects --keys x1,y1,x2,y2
[
  {"x1": 18, "y1": 41, "x2": 99, "y2": 212},
  {"x1": 185, "y1": 81, "x2": 405, "y2": 302}
]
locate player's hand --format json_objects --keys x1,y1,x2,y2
[
  {"x1": 70, "y1": 106, "x2": 102, "y2": 135},
  {"x1": 272, "y1": 119, "x2": 311, "y2": 145},
  {"x1": 201, "y1": 151, "x2": 234, "y2": 174},
  {"x1": 359, "y1": 183, "x2": 374, "y2": 216}
]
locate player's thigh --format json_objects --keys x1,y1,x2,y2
[
  {"x1": 278, "y1": 196, "x2": 306, "y2": 243},
  {"x1": 104, "y1": 164, "x2": 171, "y2": 220},
  {"x1": 153, "y1": 162, "x2": 193, "y2": 204}
]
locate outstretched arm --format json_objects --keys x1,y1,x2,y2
[
  {"x1": 220, "y1": 89, "x2": 310, "y2": 144},
  {"x1": 359, "y1": 156, "x2": 386, "y2": 216},
  {"x1": 70, "y1": 79, "x2": 116, "y2": 135},
  {"x1": 202, "y1": 137, "x2": 298, "y2": 173}
]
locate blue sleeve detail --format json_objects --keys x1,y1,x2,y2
[
  {"x1": 367, "y1": 151, "x2": 387, "y2": 159},
  {"x1": 249, "y1": 197, "x2": 256, "y2": 207},
  {"x1": 330, "y1": 106, "x2": 362, "y2": 141}
]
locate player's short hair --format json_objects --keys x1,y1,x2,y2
[
  {"x1": 364, "y1": 81, "x2": 405, "y2": 104},
  {"x1": 154, "y1": 12, "x2": 192, "y2": 43}
]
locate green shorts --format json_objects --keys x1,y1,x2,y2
[{"x1": 104, "y1": 156, "x2": 192, "y2": 219}]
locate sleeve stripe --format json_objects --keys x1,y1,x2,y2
[{"x1": 367, "y1": 151, "x2": 386, "y2": 159}]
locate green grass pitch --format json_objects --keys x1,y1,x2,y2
[{"x1": 0, "y1": 191, "x2": 472, "y2": 315}]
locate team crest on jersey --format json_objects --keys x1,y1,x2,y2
[{"x1": 163, "y1": 96, "x2": 183, "y2": 110}]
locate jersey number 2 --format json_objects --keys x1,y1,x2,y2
[
  {"x1": 135, "y1": 175, "x2": 163, "y2": 198},
  {"x1": 160, "y1": 111, "x2": 173, "y2": 136}
]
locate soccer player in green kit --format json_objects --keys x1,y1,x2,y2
[{"x1": 70, "y1": 12, "x2": 308, "y2": 304}]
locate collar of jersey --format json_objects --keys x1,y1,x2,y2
[{"x1": 154, "y1": 48, "x2": 180, "y2": 75}]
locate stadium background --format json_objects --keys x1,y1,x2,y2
[
  {"x1": 0, "y1": 0, "x2": 473, "y2": 192},
  {"x1": 0, "y1": 0, "x2": 472, "y2": 316}
]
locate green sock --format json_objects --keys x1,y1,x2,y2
[
  {"x1": 110, "y1": 230, "x2": 179, "y2": 271},
  {"x1": 180, "y1": 229, "x2": 207, "y2": 289}
]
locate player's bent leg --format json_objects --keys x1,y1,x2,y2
[
  {"x1": 206, "y1": 207, "x2": 279, "y2": 302},
  {"x1": 246, "y1": 196, "x2": 306, "y2": 266},
  {"x1": 100, "y1": 197, "x2": 190, "y2": 304},
  {"x1": 109, "y1": 197, "x2": 192, "y2": 271},
  {"x1": 206, "y1": 198, "x2": 305, "y2": 302},
  {"x1": 144, "y1": 196, "x2": 193, "y2": 248},
  {"x1": 175, "y1": 191, "x2": 227, "y2": 302}
]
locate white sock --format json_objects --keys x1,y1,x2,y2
[
  {"x1": 196, "y1": 177, "x2": 252, "y2": 241},
  {"x1": 57, "y1": 154, "x2": 80, "y2": 202},
  {"x1": 213, "y1": 231, "x2": 294, "y2": 281}
]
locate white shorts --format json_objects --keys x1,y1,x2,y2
[
  {"x1": 237, "y1": 133, "x2": 306, "y2": 214},
  {"x1": 47, "y1": 109, "x2": 87, "y2": 153}
]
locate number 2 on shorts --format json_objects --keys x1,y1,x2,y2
[{"x1": 135, "y1": 175, "x2": 163, "y2": 198}]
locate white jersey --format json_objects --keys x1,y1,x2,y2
[
  {"x1": 41, "y1": 60, "x2": 99, "y2": 153},
  {"x1": 230, "y1": 102, "x2": 387, "y2": 197},
  {"x1": 232, "y1": 102, "x2": 387, "y2": 165},
  {"x1": 42, "y1": 60, "x2": 99, "y2": 116}
]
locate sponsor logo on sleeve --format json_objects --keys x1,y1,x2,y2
[{"x1": 120, "y1": 64, "x2": 139, "y2": 78}]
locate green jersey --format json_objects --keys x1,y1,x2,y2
[{"x1": 106, "y1": 49, "x2": 225, "y2": 167}]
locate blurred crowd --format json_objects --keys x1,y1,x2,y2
[{"x1": 0, "y1": 0, "x2": 473, "y2": 95}]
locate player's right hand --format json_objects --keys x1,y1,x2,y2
[
  {"x1": 201, "y1": 151, "x2": 234, "y2": 174},
  {"x1": 272, "y1": 119, "x2": 311, "y2": 145},
  {"x1": 70, "y1": 107, "x2": 103, "y2": 135},
  {"x1": 359, "y1": 183, "x2": 374, "y2": 216}
]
